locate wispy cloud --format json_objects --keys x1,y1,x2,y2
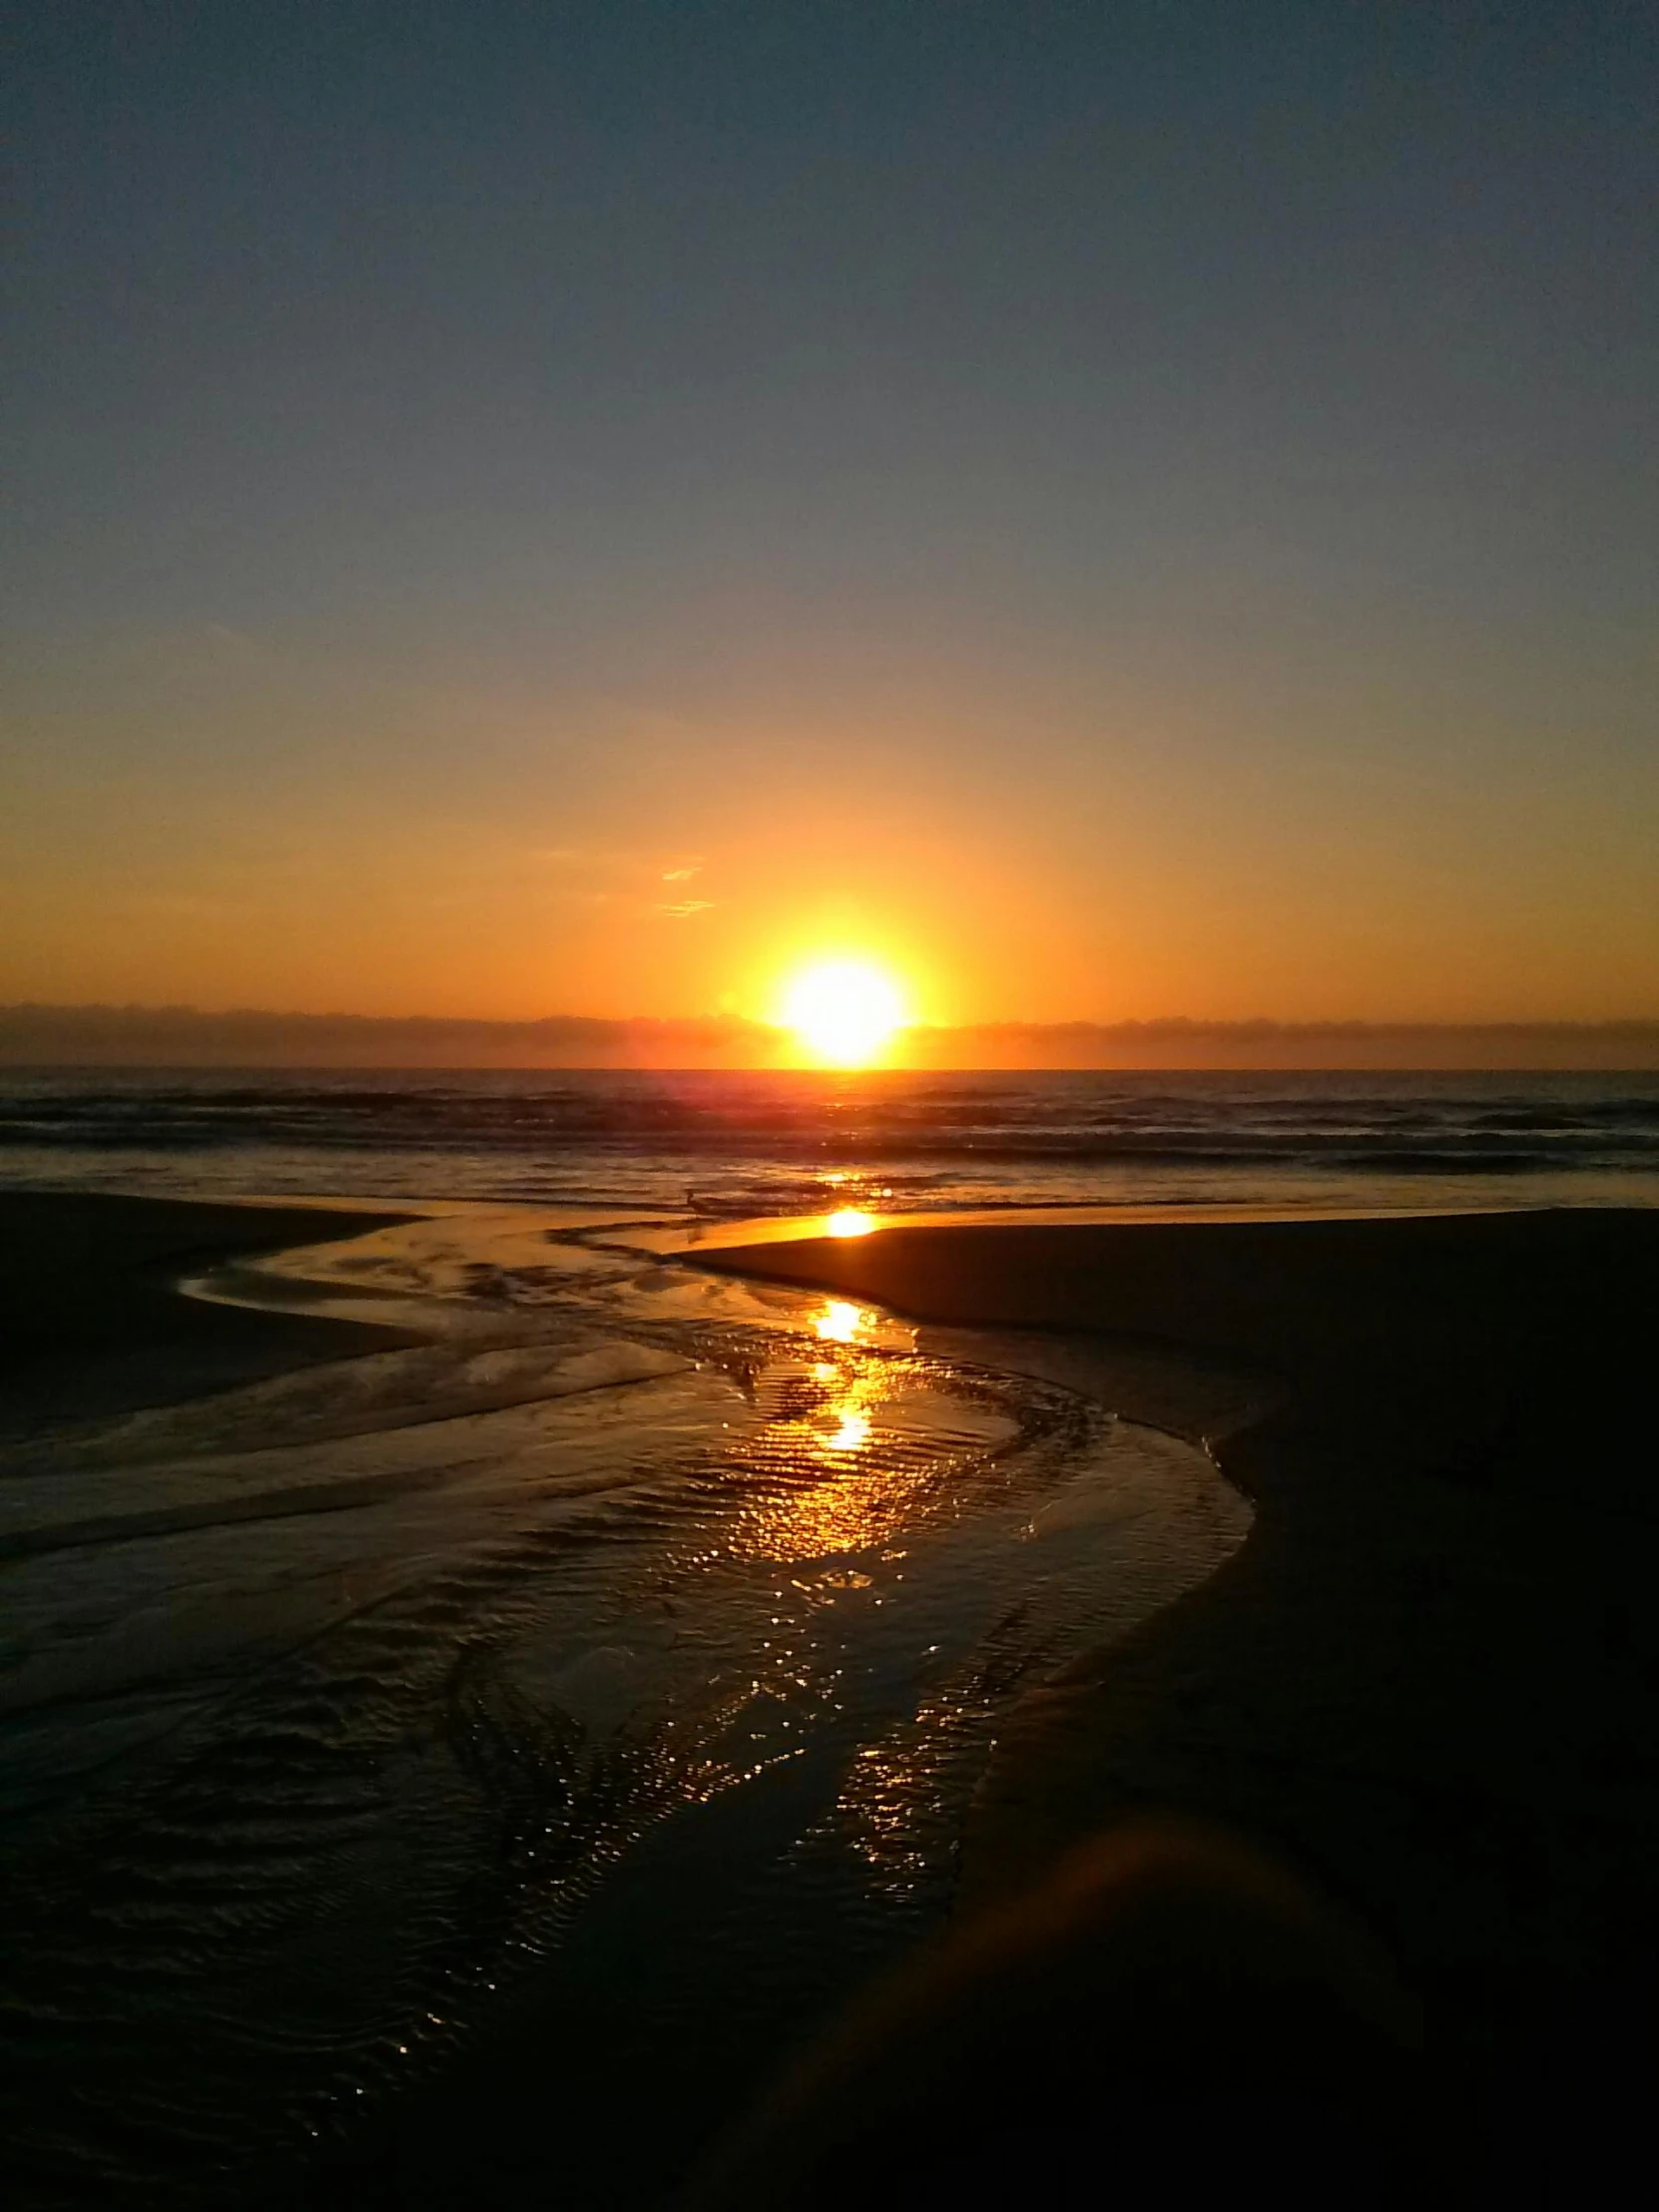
[
  {"x1": 533, "y1": 846, "x2": 604, "y2": 868},
  {"x1": 527, "y1": 848, "x2": 713, "y2": 915}
]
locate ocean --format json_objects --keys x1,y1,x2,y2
[{"x1": 4, "y1": 1065, "x2": 1658, "y2": 1216}]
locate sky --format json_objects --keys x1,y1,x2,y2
[{"x1": 4, "y1": 1, "x2": 1656, "y2": 1035}]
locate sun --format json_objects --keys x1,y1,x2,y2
[{"x1": 781, "y1": 959, "x2": 907, "y2": 1067}]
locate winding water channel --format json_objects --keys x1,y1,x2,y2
[{"x1": 1, "y1": 1207, "x2": 1250, "y2": 2203}]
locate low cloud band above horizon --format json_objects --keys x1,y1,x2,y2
[{"x1": 3, "y1": 1005, "x2": 1656, "y2": 1072}]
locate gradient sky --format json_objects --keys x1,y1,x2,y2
[{"x1": 4, "y1": 1, "x2": 1656, "y2": 1029}]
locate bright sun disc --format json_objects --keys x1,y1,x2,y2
[{"x1": 781, "y1": 960, "x2": 906, "y2": 1067}]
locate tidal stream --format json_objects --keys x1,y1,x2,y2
[{"x1": 0, "y1": 1208, "x2": 1250, "y2": 2204}]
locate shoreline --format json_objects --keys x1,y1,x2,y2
[
  {"x1": 0, "y1": 1190, "x2": 423, "y2": 1439},
  {"x1": 692, "y1": 1207, "x2": 1659, "y2": 2120},
  {"x1": 5, "y1": 1190, "x2": 1656, "y2": 2159},
  {"x1": 2, "y1": 1188, "x2": 1253, "y2": 2206}
]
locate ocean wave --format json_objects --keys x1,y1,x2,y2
[
  {"x1": 4, "y1": 1070, "x2": 1659, "y2": 1217},
  {"x1": 4, "y1": 1077, "x2": 1659, "y2": 1162}
]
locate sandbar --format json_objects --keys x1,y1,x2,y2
[
  {"x1": 693, "y1": 1207, "x2": 1659, "y2": 2124},
  {"x1": 0, "y1": 1190, "x2": 420, "y2": 1440}
]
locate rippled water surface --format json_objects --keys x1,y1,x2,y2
[
  {"x1": 5, "y1": 1066, "x2": 1658, "y2": 1216},
  {"x1": 1, "y1": 1208, "x2": 1249, "y2": 2205}
]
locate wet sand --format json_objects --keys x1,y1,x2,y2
[
  {"x1": 6, "y1": 1193, "x2": 1656, "y2": 2182},
  {"x1": 696, "y1": 1209, "x2": 1659, "y2": 2141},
  {"x1": 0, "y1": 1191, "x2": 421, "y2": 1439},
  {"x1": 4, "y1": 1189, "x2": 1254, "y2": 2205}
]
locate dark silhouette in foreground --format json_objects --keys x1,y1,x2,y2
[
  {"x1": 686, "y1": 1817, "x2": 1426, "y2": 2204},
  {"x1": 697, "y1": 1210, "x2": 1659, "y2": 2193}
]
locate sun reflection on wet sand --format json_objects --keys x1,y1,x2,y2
[{"x1": 826, "y1": 1208, "x2": 875, "y2": 1237}]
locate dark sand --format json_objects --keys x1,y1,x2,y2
[
  {"x1": 7, "y1": 1195, "x2": 1656, "y2": 2182},
  {"x1": 0, "y1": 1191, "x2": 419, "y2": 1439},
  {"x1": 697, "y1": 1209, "x2": 1659, "y2": 2139}
]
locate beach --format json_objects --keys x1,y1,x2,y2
[
  {"x1": 3, "y1": 1191, "x2": 1655, "y2": 2191},
  {"x1": 16, "y1": 0, "x2": 1659, "y2": 2187},
  {"x1": 0, "y1": 1191, "x2": 420, "y2": 1439},
  {"x1": 699, "y1": 1207, "x2": 1659, "y2": 2140},
  {"x1": 0, "y1": 1189, "x2": 1246, "y2": 2202}
]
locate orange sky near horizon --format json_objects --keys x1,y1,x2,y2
[
  {"x1": 5, "y1": 9, "x2": 1657, "y2": 1038},
  {"x1": 4, "y1": 656, "x2": 1657, "y2": 1030}
]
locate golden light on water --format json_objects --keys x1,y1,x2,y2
[
  {"x1": 820, "y1": 1406, "x2": 872, "y2": 1453},
  {"x1": 780, "y1": 959, "x2": 907, "y2": 1067},
  {"x1": 728, "y1": 1343, "x2": 914, "y2": 1559},
  {"x1": 810, "y1": 1304, "x2": 877, "y2": 1445},
  {"x1": 825, "y1": 1209, "x2": 876, "y2": 1239},
  {"x1": 815, "y1": 1298, "x2": 868, "y2": 1342},
  {"x1": 717, "y1": 1290, "x2": 1008, "y2": 1565},
  {"x1": 725, "y1": 1332, "x2": 1008, "y2": 1566}
]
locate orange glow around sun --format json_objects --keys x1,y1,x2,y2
[{"x1": 780, "y1": 959, "x2": 908, "y2": 1067}]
